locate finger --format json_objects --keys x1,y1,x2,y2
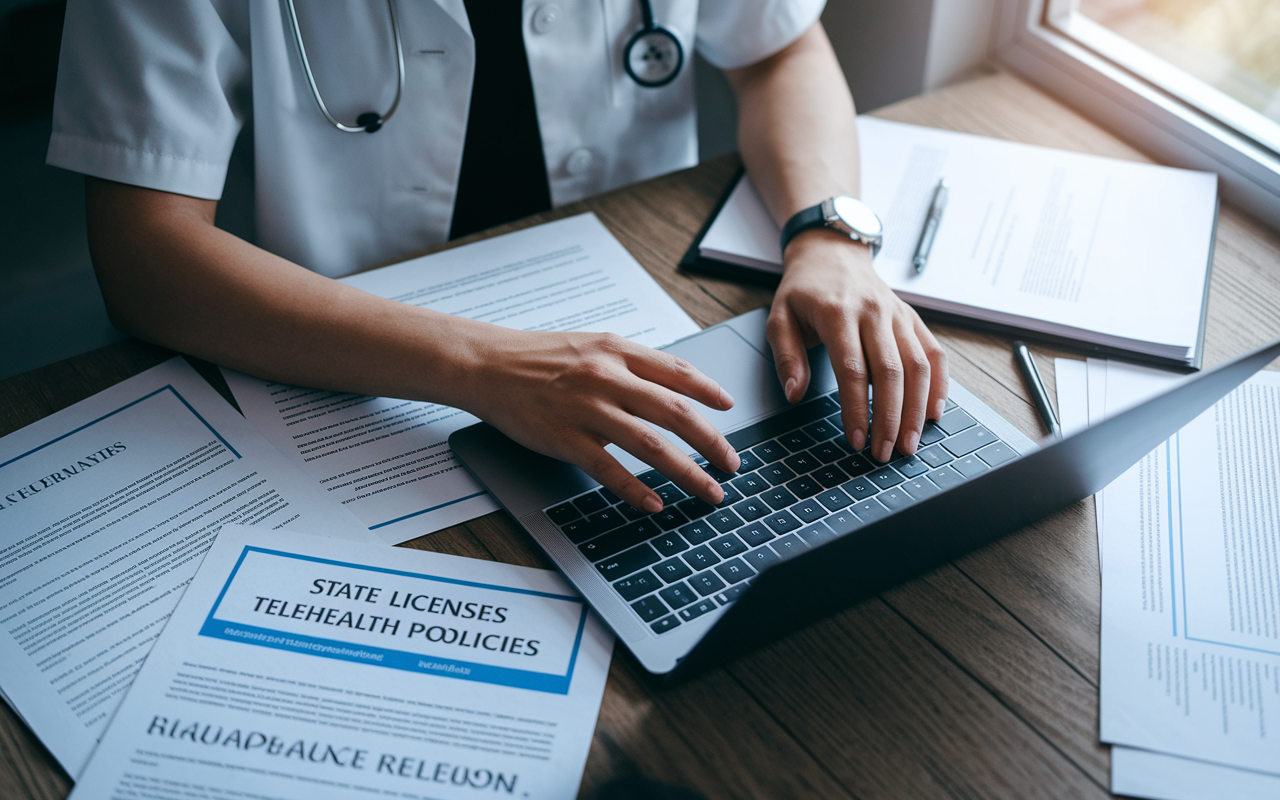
[
  {"x1": 861, "y1": 316, "x2": 904, "y2": 463},
  {"x1": 892, "y1": 314, "x2": 932, "y2": 456},
  {"x1": 619, "y1": 377, "x2": 740, "y2": 474},
  {"x1": 625, "y1": 344, "x2": 735, "y2": 411},
  {"x1": 572, "y1": 440, "x2": 665, "y2": 513},
  {"x1": 602, "y1": 410, "x2": 724, "y2": 505},
  {"x1": 914, "y1": 315, "x2": 950, "y2": 421},
  {"x1": 814, "y1": 311, "x2": 870, "y2": 453},
  {"x1": 765, "y1": 304, "x2": 811, "y2": 404}
]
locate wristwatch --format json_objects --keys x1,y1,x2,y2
[{"x1": 780, "y1": 196, "x2": 884, "y2": 258}]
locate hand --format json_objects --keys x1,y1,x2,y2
[
  {"x1": 766, "y1": 230, "x2": 949, "y2": 463},
  {"x1": 457, "y1": 327, "x2": 741, "y2": 511}
]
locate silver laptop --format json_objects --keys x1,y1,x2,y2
[{"x1": 450, "y1": 308, "x2": 1280, "y2": 682}]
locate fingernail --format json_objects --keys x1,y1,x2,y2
[
  {"x1": 877, "y1": 441, "x2": 893, "y2": 463},
  {"x1": 905, "y1": 430, "x2": 920, "y2": 454},
  {"x1": 720, "y1": 386, "x2": 736, "y2": 409},
  {"x1": 727, "y1": 450, "x2": 742, "y2": 472},
  {"x1": 851, "y1": 429, "x2": 867, "y2": 451},
  {"x1": 784, "y1": 378, "x2": 798, "y2": 402},
  {"x1": 642, "y1": 495, "x2": 663, "y2": 514},
  {"x1": 709, "y1": 484, "x2": 725, "y2": 505},
  {"x1": 933, "y1": 399, "x2": 946, "y2": 420}
]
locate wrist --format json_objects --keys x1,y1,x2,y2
[{"x1": 784, "y1": 228, "x2": 875, "y2": 274}]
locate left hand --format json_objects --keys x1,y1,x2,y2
[{"x1": 766, "y1": 229, "x2": 949, "y2": 464}]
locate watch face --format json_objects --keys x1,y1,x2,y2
[{"x1": 832, "y1": 196, "x2": 883, "y2": 236}]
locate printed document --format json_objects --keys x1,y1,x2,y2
[
  {"x1": 0, "y1": 358, "x2": 375, "y2": 778},
  {"x1": 701, "y1": 117, "x2": 1217, "y2": 364},
  {"x1": 68, "y1": 524, "x2": 614, "y2": 800},
  {"x1": 225, "y1": 213, "x2": 700, "y2": 544}
]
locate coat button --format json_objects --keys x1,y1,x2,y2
[
  {"x1": 565, "y1": 147, "x2": 593, "y2": 175},
  {"x1": 531, "y1": 4, "x2": 561, "y2": 34}
]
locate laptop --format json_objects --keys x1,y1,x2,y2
[{"x1": 450, "y1": 308, "x2": 1280, "y2": 683}]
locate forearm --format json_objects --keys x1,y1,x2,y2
[
  {"x1": 86, "y1": 178, "x2": 482, "y2": 407},
  {"x1": 726, "y1": 23, "x2": 860, "y2": 226}
]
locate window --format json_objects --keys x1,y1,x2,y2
[{"x1": 997, "y1": 0, "x2": 1280, "y2": 227}]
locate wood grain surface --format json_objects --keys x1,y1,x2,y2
[{"x1": 2, "y1": 71, "x2": 1279, "y2": 800}]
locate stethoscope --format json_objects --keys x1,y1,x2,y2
[{"x1": 284, "y1": 0, "x2": 684, "y2": 134}]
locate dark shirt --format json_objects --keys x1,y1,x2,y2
[{"x1": 448, "y1": 0, "x2": 552, "y2": 240}]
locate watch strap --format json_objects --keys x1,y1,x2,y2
[{"x1": 779, "y1": 203, "x2": 827, "y2": 256}]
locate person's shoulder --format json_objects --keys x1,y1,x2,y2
[{"x1": 695, "y1": 0, "x2": 825, "y2": 70}]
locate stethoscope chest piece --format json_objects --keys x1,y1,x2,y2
[{"x1": 624, "y1": 25, "x2": 683, "y2": 88}]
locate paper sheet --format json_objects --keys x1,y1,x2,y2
[
  {"x1": 68, "y1": 523, "x2": 614, "y2": 800},
  {"x1": 0, "y1": 357, "x2": 375, "y2": 777},
  {"x1": 225, "y1": 213, "x2": 701, "y2": 544},
  {"x1": 702, "y1": 117, "x2": 1216, "y2": 362}
]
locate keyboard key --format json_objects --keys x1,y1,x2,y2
[
  {"x1": 679, "y1": 598, "x2": 718, "y2": 621},
  {"x1": 941, "y1": 425, "x2": 997, "y2": 457},
  {"x1": 810, "y1": 464, "x2": 848, "y2": 488},
  {"x1": 732, "y1": 496, "x2": 770, "y2": 522},
  {"x1": 840, "y1": 475, "x2": 879, "y2": 500},
  {"x1": 596, "y1": 544, "x2": 660, "y2": 581},
  {"x1": 654, "y1": 483, "x2": 687, "y2": 505},
  {"x1": 778, "y1": 430, "x2": 816, "y2": 452},
  {"x1": 651, "y1": 531, "x2": 689, "y2": 557},
  {"x1": 682, "y1": 545, "x2": 720, "y2": 570},
  {"x1": 771, "y1": 534, "x2": 808, "y2": 560},
  {"x1": 709, "y1": 533, "x2": 748, "y2": 558},
  {"x1": 850, "y1": 498, "x2": 891, "y2": 525},
  {"x1": 783, "y1": 451, "x2": 821, "y2": 474},
  {"x1": 726, "y1": 395, "x2": 837, "y2": 451},
  {"x1": 789, "y1": 498, "x2": 828, "y2": 524},
  {"x1": 698, "y1": 461, "x2": 735, "y2": 483},
  {"x1": 707, "y1": 508, "x2": 744, "y2": 533},
  {"x1": 599, "y1": 487, "x2": 621, "y2": 505},
  {"x1": 837, "y1": 454, "x2": 874, "y2": 477},
  {"x1": 714, "y1": 583, "x2": 753, "y2": 604},
  {"x1": 546, "y1": 502, "x2": 581, "y2": 525},
  {"x1": 631, "y1": 595, "x2": 667, "y2": 622},
  {"x1": 867, "y1": 466, "x2": 905, "y2": 489},
  {"x1": 785, "y1": 475, "x2": 823, "y2": 499},
  {"x1": 937, "y1": 408, "x2": 976, "y2": 435},
  {"x1": 762, "y1": 510, "x2": 802, "y2": 535},
  {"x1": 714, "y1": 557, "x2": 757, "y2": 584},
  {"x1": 653, "y1": 557, "x2": 693, "y2": 583},
  {"x1": 797, "y1": 522, "x2": 836, "y2": 547},
  {"x1": 716, "y1": 485, "x2": 744, "y2": 507},
  {"x1": 659, "y1": 582, "x2": 698, "y2": 609},
  {"x1": 833, "y1": 432, "x2": 854, "y2": 453},
  {"x1": 877, "y1": 486, "x2": 915, "y2": 511},
  {"x1": 730, "y1": 471, "x2": 770, "y2": 497},
  {"x1": 651, "y1": 507, "x2": 688, "y2": 531},
  {"x1": 977, "y1": 441, "x2": 1018, "y2": 466},
  {"x1": 761, "y1": 486, "x2": 798, "y2": 510},
  {"x1": 619, "y1": 504, "x2": 648, "y2": 520},
  {"x1": 902, "y1": 477, "x2": 941, "y2": 501},
  {"x1": 944, "y1": 397, "x2": 957, "y2": 411},
  {"x1": 746, "y1": 538, "x2": 786, "y2": 572},
  {"x1": 675, "y1": 496, "x2": 714, "y2": 520},
  {"x1": 751, "y1": 440, "x2": 788, "y2": 463},
  {"x1": 813, "y1": 486, "x2": 852, "y2": 511},
  {"x1": 890, "y1": 454, "x2": 929, "y2": 478},
  {"x1": 563, "y1": 508, "x2": 630, "y2": 544},
  {"x1": 613, "y1": 570, "x2": 662, "y2": 601},
  {"x1": 678, "y1": 519, "x2": 718, "y2": 545},
  {"x1": 578, "y1": 519, "x2": 659, "y2": 560},
  {"x1": 916, "y1": 444, "x2": 953, "y2": 468},
  {"x1": 650, "y1": 615, "x2": 681, "y2": 634},
  {"x1": 918, "y1": 421, "x2": 946, "y2": 446},
  {"x1": 736, "y1": 450, "x2": 765, "y2": 473},
  {"x1": 823, "y1": 508, "x2": 861, "y2": 535},
  {"x1": 810, "y1": 441, "x2": 845, "y2": 464},
  {"x1": 637, "y1": 470, "x2": 668, "y2": 489},
  {"x1": 736, "y1": 521, "x2": 775, "y2": 547},
  {"x1": 573, "y1": 491, "x2": 610, "y2": 515},
  {"x1": 952, "y1": 453, "x2": 990, "y2": 477},
  {"x1": 689, "y1": 570, "x2": 727, "y2": 596},
  {"x1": 758, "y1": 463, "x2": 797, "y2": 486},
  {"x1": 927, "y1": 464, "x2": 966, "y2": 490},
  {"x1": 803, "y1": 418, "x2": 841, "y2": 441}
]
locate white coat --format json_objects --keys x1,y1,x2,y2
[{"x1": 49, "y1": 0, "x2": 824, "y2": 277}]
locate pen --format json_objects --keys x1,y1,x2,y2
[
  {"x1": 1012, "y1": 341, "x2": 1062, "y2": 439},
  {"x1": 912, "y1": 178, "x2": 948, "y2": 273}
]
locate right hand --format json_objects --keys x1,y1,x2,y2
[{"x1": 456, "y1": 327, "x2": 741, "y2": 512}]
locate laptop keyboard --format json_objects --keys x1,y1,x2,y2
[{"x1": 542, "y1": 390, "x2": 1017, "y2": 636}]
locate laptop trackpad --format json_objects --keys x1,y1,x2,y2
[{"x1": 605, "y1": 325, "x2": 789, "y2": 472}]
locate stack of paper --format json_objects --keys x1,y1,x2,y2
[
  {"x1": 692, "y1": 117, "x2": 1218, "y2": 367},
  {"x1": 1056, "y1": 359, "x2": 1280, "y2": 799}
]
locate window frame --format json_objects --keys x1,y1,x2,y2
[{"x1": 996, "y1": 0, "x2": 1280, "y2": 227}]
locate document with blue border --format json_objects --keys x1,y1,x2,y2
[
  {"x1": 0, "y1": 357, "x2": 377, "y2": 778},
  {"x1": 68, "y1": 524, "x2": 614, "y2": 800}
]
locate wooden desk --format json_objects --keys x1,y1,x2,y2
[{"x1": 3, "y1": 72, "x2": 1279, "y2": 800}]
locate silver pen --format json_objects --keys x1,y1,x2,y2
[{"x1": 912, "y1": 178, "x2": 949, "y2": 273}]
